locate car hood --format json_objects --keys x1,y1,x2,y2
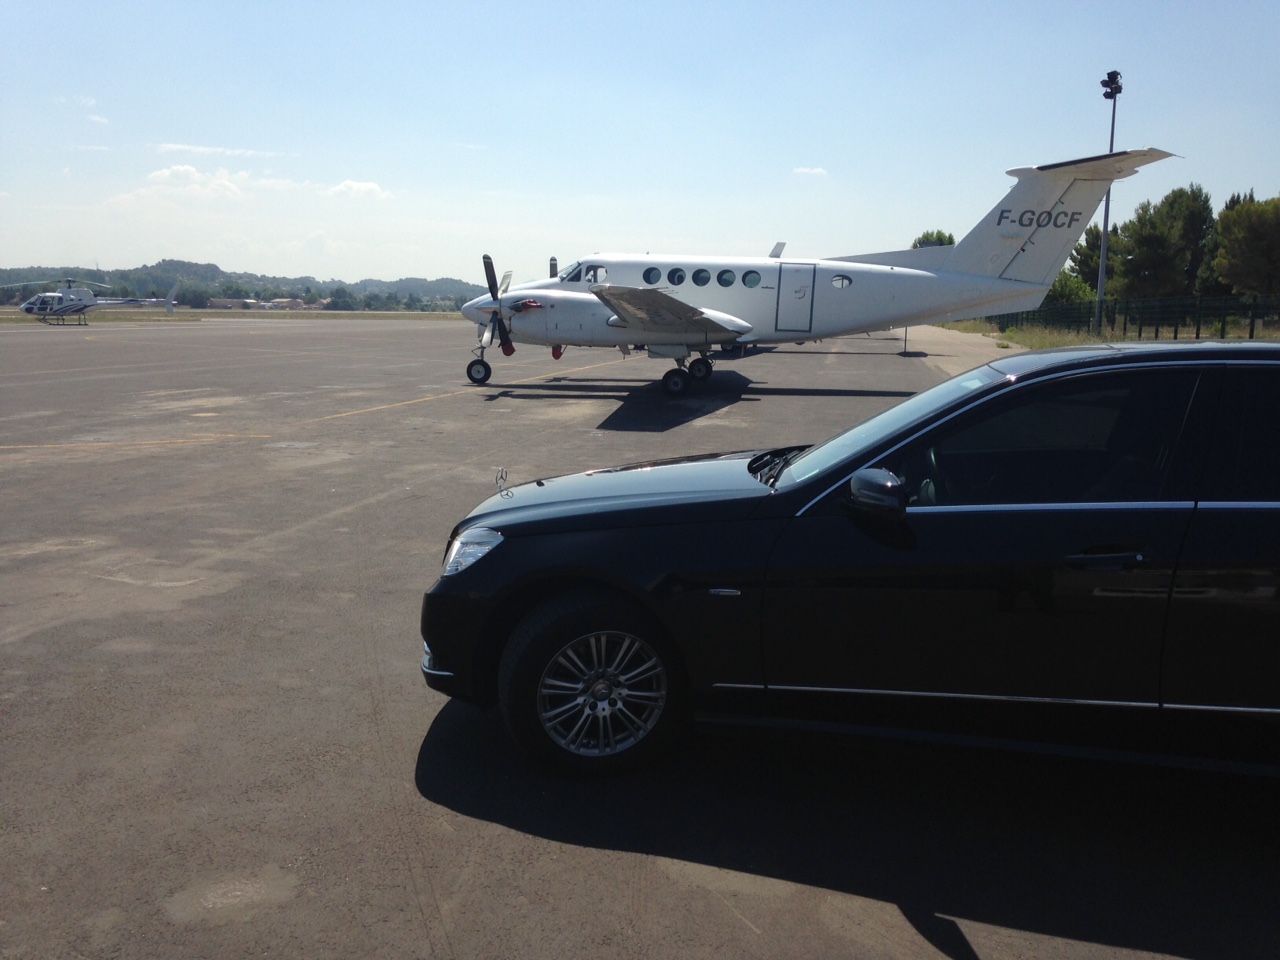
[{"x1": 457, "y1": 451, "x2": 773, "y2": 535}]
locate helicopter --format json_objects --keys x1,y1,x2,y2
[{"x1": 3, "y1": 278, "x2": 179, "y2": 325}]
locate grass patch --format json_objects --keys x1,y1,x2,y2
[{"x1": 941, "y1": 318, "x2": 1278, "y2": 350}]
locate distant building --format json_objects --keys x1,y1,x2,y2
[
  {"x1": 208, "y1": 298, "x2": 259, "y2": 309},
  {"x1": 270, "y1": 298, "x2": 304, "y2": 310}
]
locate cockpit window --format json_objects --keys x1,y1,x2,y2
[
  {"x1": 558, "y1": 261, "x2": 583, "y2": 283},
  {"x1": 583, "y1": 265, "x2": 607, "y2": 284}
]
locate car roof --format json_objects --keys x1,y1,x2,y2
[{"x1": 988, "y1": 339, "x2": 1280, "y2": 380}]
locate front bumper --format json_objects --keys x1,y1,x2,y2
[{"x1": 419, "y1": 590, "x2": 491, "y2": 703}]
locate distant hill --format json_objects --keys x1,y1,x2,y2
[{"x1": 0, "y1": 260, "x2": 486, "y2": 310}]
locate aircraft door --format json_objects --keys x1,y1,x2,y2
[{"x1": 775, "y1": 263, "x2": 815, "y2": 333}]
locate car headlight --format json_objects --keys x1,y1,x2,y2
[{"x1": 442, "y1": 527, "x2": 504, "y2": 576}]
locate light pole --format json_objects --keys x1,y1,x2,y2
[{"x1": 1092, "y1": 70, "x2": 1123, "y2": 336}]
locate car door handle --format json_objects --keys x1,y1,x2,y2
[{"x1": 1063, "y1": 550, "x2": 1148, "y2": 571}]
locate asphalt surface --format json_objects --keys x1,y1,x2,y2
[{"x1": 2, "y1": 316, "x2": 1277, "y2": 960}]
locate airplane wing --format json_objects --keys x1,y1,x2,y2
[{"x1": 589, "y1": 284, "x2": 752, "y2": 340}]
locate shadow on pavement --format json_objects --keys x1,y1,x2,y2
[
  {"x1": 416, "y1": 701, "x2": 1280, "y2": 960},
  {"x1": 478, "y1": 371, "x2": 915, "y2": 433}
]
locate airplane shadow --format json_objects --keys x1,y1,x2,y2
[
  {"x1": 415, "y1": 701, "x2": 1280, "y2": 960},
  {"x1": 479, "y1": 371, "x2": 915, "y2": 433}
]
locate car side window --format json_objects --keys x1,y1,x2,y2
[
  {"x1": 874, "y1": 369, "x2": 1200, "y2": 506},
  {"x1": 1200, "y1": 368, "x2": 1280, "y2": 502}
]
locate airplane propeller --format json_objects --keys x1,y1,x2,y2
[
  {"x1": 549, "y1": 257, "x2": 558, "y2": 278},
  {"x1": 481, "y1": 254, "x2": 515, "y2": 356}
]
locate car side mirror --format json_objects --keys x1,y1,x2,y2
[{"x1": 848, "y1": 468, "x2": 906, "y2": 520}]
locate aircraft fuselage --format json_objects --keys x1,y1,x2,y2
[{"x1": 463, "y1": 252, "x2": 1048, "y2": 350}]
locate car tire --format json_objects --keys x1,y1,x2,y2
[{"x1": 497, "y1": 592, "x2": 684, "y2": 773}]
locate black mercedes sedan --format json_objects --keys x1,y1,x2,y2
[{"x1": 421, "y1": 341, "x2": 1280, "y2": 773}]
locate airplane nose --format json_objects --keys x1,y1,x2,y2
[{"x1": 460, "y1": 297, "x2": 492, "y2": 325}]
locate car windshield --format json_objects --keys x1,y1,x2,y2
[{"x1": 776, "y1": 364, "x2": 1009, "y2": 486}]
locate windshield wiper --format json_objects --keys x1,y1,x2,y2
[{"x1": 750, "y1": 446, "x2": 806, "y2": 487}]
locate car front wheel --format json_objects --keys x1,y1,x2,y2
[{"x1": 498, "y1": 593, "x2": 682, "y2": 772}]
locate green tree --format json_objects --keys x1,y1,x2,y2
[
  {"x1": 1115, "y1": 200, "x2": 1184, "y2": 299},
  {"x1": 1043, "y1": 269, "x2": 1094, "y2": 304},
  {"x1": 325, "y1": 286, "x2": 358, "y2": 310},
  {"x1": 1069, "y1": 223, "x2": 1125, "y2": 295},
  {"x1": 1213, "y1": 196, "x2": 1280, "y2": 296},
  {"x1": 911, "y1": 229, "x2": 955, "y2": 248},
  {"x1": 176, "y1": 284, "x2": 210, "y2": 309},
  {"x1": 1154, "y1": 184, "x2": 1215, "y2": 295}
]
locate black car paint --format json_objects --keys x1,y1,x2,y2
[{"x1": 422, "y1": 342, "x2": 1280, "y2": 770}]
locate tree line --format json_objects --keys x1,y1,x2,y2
[
  {"x1": 921, "y1": 186, "x2": 1279, "y2": 306},
  {"x1": 0, "y1": 259, "x2": 486, "y2": 310}
]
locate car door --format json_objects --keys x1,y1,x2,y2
[
  {"x1": 761, "y1": 367, "x2": 1203, "y2": 707},
  {"x1": 1163, "y1": 366, "x2": 1280, "y2": 713}
]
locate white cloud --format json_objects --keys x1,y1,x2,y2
[
  {"x1": 792, "y1": 167, "x2": 827, "y2": 176},
  {"x1": 108, "y1": 165, "x2": 378, "y2": 208},
  {"x1": 89, "y1": 115, "x2": 109, "y2": 125},
  {"x1": 327, "y1": 180, "x2": 391, "y2": 200},
  {"x1": 134, "y1": 165, "x2": 251, "y2": 200},
  {"x1": 156, "y1": 143, "x2": 280, "y2": 158}
]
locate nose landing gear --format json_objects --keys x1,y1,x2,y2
[{"x1": 466, "y1": 354, "x2": 492, "y2": 385}]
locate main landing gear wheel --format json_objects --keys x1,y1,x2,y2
[
  {"x1": 662, "y1": 368, "x2": 690, "y2": 397},
  {"x1": 688, "y1": 357, "x2": 713, "y2": 382},
  {"x1": 466, "y1": 358, "x2": 492, "y2": 385},
  {"x1": 497, "y1": 592, "x2": 684, "y2": 773}
]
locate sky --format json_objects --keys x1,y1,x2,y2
[{"x1": 3, "y1": 0, "x2": 1277, "y2": 289}]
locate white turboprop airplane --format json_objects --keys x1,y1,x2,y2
[
  {"x1": 460, "y1": 148, "x2": 1173, "y2": 396},
  {"x1": 5, "y1": 278, "x2": 179, "y2": 325}
]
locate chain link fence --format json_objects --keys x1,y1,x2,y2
[{"x1": 989, "y1": 295, "x2": 1280, "y2": 340}]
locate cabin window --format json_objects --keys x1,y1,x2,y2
[
  {"x1": 717, "y1": 269, "x2": 736, "y2": 287},
  {"x1": 583, "y1": 265, "x2": 607, "y2": 284},
  {"x1": 742, "y1": 270, "x2": 761, "y2": 288},
  {"x1": 692, "y1": 269, "x2": 711, "y2": 286},
  {"x1": 643, "y1": 267, "x2": 661, "y2": 284},
  {"x1": 831, "y1": 274, "x2": 852, "y2": 289},
  {"x1": 667, "y1": 268, "x2": 686, "y2": 285}
]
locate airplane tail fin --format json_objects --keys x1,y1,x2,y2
[{"x1": 943, "y1": 149, "x2": 1174, "y2": 284}]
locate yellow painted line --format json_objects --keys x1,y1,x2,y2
[
  {"x1": 0, "y1": 434, "x2": 272, "y2": 451},
  {"x1": 309, "y1": 355, "x2": 632, "y2": 422}
]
